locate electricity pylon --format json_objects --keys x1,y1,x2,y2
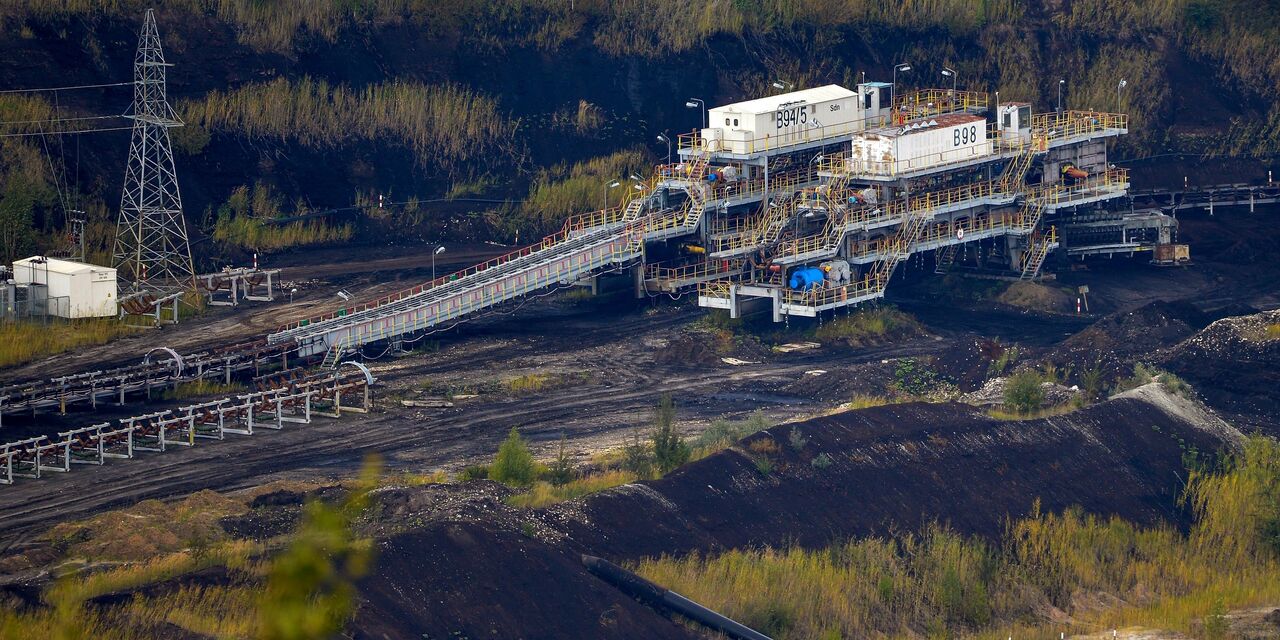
[{"x1": 113, "y1": 8, "x2": 194, "y2": 294}]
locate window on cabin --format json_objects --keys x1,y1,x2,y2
[{"x1": 733, "y1": 119, "x2": 739, "y2": 126}]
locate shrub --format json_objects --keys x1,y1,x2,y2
[
  {"x1": 748, "y1": 438, "x2": 781, "y2": 455},
  {"x1": 788, "y1": 428, "x2": 808, "y2": 450},
  {"x1": 810, "y1": 453, "x2": 833, "y2": 470},
  {"x1": 544, "y1": 435, "x2": 575, "y2": 486},
  {"x1": 258, "y1": 457, "x2": 380, "y2": 640},
  {"x1": 621, "y1": 429, "x2": 654, "y2": 479},
  {"x1": 893, "y1": 358, "x2": 941, "y2": 396},
  {"x1": 1159, "y1": 371, "x2": 1194, "y2": 398},
  {"x1": 458, "y1": 465, "x2": 489, "y2": 481},
  {"x1": 1113, "y1": 362, "x2": 1157, "y2": 394},
  {"x1": 987, "y1": 345, "x2": 1020, "y2": 377},
  {"x1": 754, "y1": 456, "x2": 774, "y2": 476},
  {"x1": 1003, "y1": 370, "x2": 1045, "y2": 414},
  {"x1": 490, "y1": 428, "x2": 537, "y2": 487},
  {"x1": 1080, "y1": 363, "x2": 1105, "y2": 401},
  {"x1": 651, "y1": 395, "x2": 690, "y2": 474}
]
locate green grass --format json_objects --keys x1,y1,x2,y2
[
  {"x1": 506, "y1": 470, "x2": 637, "y2": 509},
  {"x1": 0, "y1": 319, "x2": 136, "y2": 369},
  {"x1": 210, "y1": 183, "x2": 353, "y2": 252},
  {"x1": 689, "y1": 411, "x2": 772, "y2": 461},
  {"x1": 812, "y1": 307, "x2": 922, "y2": 347},
  {"x1": 635, "y1": 436, "x2": 1280, "y2": 639},
  {"x1": 161, "y1": 379, "x2": 244, "y2": 401}
]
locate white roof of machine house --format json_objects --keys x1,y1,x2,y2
[
  {"x1": 714, "y1": 85, "x2": 856, "y2": 115},
  {"x1": 13, "y1": 256, "x2": 115, "y2": 275},
  {"x1": 869, "y1": 113, "x2": 985, "y2": 138}
]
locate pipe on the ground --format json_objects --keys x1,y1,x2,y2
[{"x1": 582, "y1": 554, "x2": 772, "y2": 640}]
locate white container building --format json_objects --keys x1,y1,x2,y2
[
  {"x1": 847, "y1": 113, "x2": 992, "y2": 176},
  {"x1": 702, "y1": 84, "x2": 868, "y2": 155},
  {"x1": 11, "y1": 257, "x2": 117, "y2": 318}
]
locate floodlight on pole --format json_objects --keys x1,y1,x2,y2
[
  {"x1": 686, "y1": 98, "x2": 706, "y2": 129},
  {"x1": 656, "y1": 133, "x2": 671, "y2": 164},
  {"x1": 432, "y1": 245, "x2": 446, "y2": 281},
  {"x1": 603, "y1": 180, "x2": 621, "y2": 209},
  {"x1": 892, "y1": 63, "x2": 912, "y2": 114},
  {"x1": 941, "y1": 67, "x2": 957, "y2": 95},
  {"x1": 1057, "y1": 79, "x2": 1066, "y2": 112}
]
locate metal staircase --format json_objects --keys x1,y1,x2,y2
[
  {"x1": 997, "y1": 139, "x2": 1039, "y2": 195},
  {"x1": 1020, "y1": 225, "x2": 1058, "y2": 280},
  {"x1": 867, "y1": 204, "x2": 932, "y2": 286},
  {"x1": 934, "y1": 244, "x2": 958, "y2": 273}
]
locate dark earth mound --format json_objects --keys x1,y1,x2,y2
[
  {"x1": 1041, "y1": 300, "x2": 1211, "y2": 380},
  {"x1": 1157, "y1": 310, "x2": 1280, "y2": 434},
  {"x1": 350, "y1": 388, "x2": 1238, "y2": 639}
]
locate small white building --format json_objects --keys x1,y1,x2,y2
[{"x1": 11, "y1": 257, "x2": 117, "y2": 318}]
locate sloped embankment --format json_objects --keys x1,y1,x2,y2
[
  {"x1": 352, "y1": 386, "x2": 1240, "y2": 639},
  {"x1": 1157, "y1": 310, "x2": 1280, "y2": 433}
]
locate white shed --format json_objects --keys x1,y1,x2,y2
[{"x1": 11, "y1": 257, "x2": 117, "y2": 318}]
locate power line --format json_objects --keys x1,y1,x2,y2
[
  {"x1": 0, "y1": 125, "x2": 134, "y2": 139},
  {"x1": 0, "y1": 114, "x2": 125, "y2": 127},
  {"x1": 0, "y1": 81, "x2": 135, "y2": 94}
]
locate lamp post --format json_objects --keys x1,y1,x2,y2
[
  {"x1": 1057, "y1": 79, "x2": 1066, "y2": 113},
  {"x1": 686, "y1": 98, "x2": 706, "y2": 129},
  {"x1": 656, "y1": 133, "x2": 671, "y2": 165},
  {"x1": 892, "y1": 63, "x2": 912, "y2": 117},
  {"x1": 432, "y1": 245, "x2": 445, "y2": 281},
  {"x1": 603, "y1": 180, "x2": 620, "y2": 209},
  {"x1": 941, "y1": 67, "x2": 957, "y2": 96},
  {"x1": 1116, "y1": 79, "x2": 1128, "y2": 113}
]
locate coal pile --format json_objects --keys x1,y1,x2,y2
[
  {"x1": 1041, "y1": 300, "x2": 1209, "y2": 380},
  {"x1": 1157, "y1": 310, "x2": 1280, "y2": 432}
]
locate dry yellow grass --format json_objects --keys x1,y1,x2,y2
[
  {"x1": 636, "y1": 436, "x2": 1280, "y2": 639},
  {"x1": 506, "y1": 372, "x2": 559, "y2": 395},
  {"x1": 0, "y1": 319, "x2": 136, "y2": 369},
  {"x1": 1265, "y1": 323, "x2": 1280, "y2": 341}
]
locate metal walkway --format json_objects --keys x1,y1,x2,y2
[{"x1": 268, "y1": 219, "x2": 647, "y2": 366}]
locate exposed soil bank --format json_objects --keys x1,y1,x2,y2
[{"x1": 349, "y1": 385, "x2": 1239, "y2": 638}]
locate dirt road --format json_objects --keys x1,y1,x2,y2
[{"x1": 0, "y1": 297, "x2": 943, "y2": 539}]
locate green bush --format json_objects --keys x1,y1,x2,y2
[
  {"x1": 544, "y1": 435, "x2": 575, "y2": 486},
  {"x1": 490, "y1": 428, "x2": 537, "y2": 487},
  {"x1": 1003, "y1": 370, "x2": 1045, "y2": 414},
  {"x1": 621, "y1": 429, "x2": 653, "y2": 479},
  {"x1": 651, "y1": 395, "x2": 690, "y2": 474},
  {"x1": 458, "y1": 465, "x2": 489, "y2": 481}
]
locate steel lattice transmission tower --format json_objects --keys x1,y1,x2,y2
[{"x1": 112, "y1": 8, "x2": 194, "y2": 294}]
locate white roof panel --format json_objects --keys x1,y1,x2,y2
[
  {"x1": 13, "y1": 256, "x2": 115, "y2": 276},
  {"x1": 711, "y1": 85, "x2": 856, "y2": 116}
]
